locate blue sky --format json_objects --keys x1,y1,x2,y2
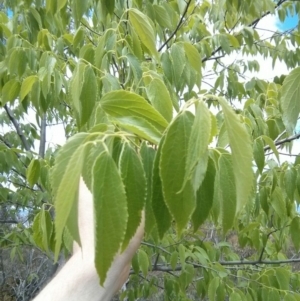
[{"x1": 276, "y1": 13, "x2": 299, "y2": 31}]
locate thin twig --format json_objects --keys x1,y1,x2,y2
[
  {"x1": 39, "y1": 115, "x2": 46, "y2": 158},
  {"x1": 4, "y1": 104, "x2": 30, "y2": 151},
  {"x1": 264, "y1": 133, "x2": 300, "y2": 151},
  {"x1": 158, "y1": 0, "x2": 192, "y2": 52},
  {"x1": 202, "y1": 0, "x2": 289, "y2": 63}
]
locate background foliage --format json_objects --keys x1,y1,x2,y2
[{"x1": 1, "y1": 0, "x2": 300, "y2": 300}]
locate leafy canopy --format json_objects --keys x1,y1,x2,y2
[{"x1": 1, "y1": 0, "x2": 300, "y2": 299}]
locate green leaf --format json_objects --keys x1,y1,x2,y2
[
  {"x1": 140, "y1": 143, "x2": 156, "y2": 236},
  {"x1": 102, "y1": 0, "x2": 115, "y2": 15},
  {"x1": 41, "y1": 210, "x2": 53, "y2": 252},
  {"x1": 192, "y1": 157, "x2": 216, "y2": 231},
  {"x1": 184, "y1": 100, "x2": 211, "y2": 190},
  {"x1": 183, "y1": 42, "x2": 202, "y2": 72},
  {"x1": 153, "y1": 4, "x2": 172, "y2": 29},
  {"x1": 262, "y1": 135, "x2": 279, "y2": 162},
  {"x1": 93, "y1": 152, "x2": 128, "y2": 285},
  {"x1": 52, "y1": 133, "x2": 89, "y2": 257},
  {"x1": 170, "y1": 43, "x2": 186, "y2": 90},
  {"x1": 219, "y1": 154, "x2": 236, "y2": 233},
  {"x1": 290, "y1": 216, "x2": 300, "y2": 251},
  {"x1": 160, "y1": 112, "x2": 196, "y2": 234},
  {"x1": 129, "y1": 9, "x2": 158, "y2": 59},
  {"x1": 120, "y1": 143, "x2": 146, "y2": 249},
  {"x1": 281, "y1": 66, "x2": 300, "y2": 133},
  {"x1": 20, "y1": 76, "x2": 38, "y2": 101},
  {"x1": 253, "y1": 138, "x2": 265, "y2": 173},
  {"x1": 152, "y1": 136, "x2": 172, "y2": 238},
  {"x1": 284, "y1": 167, "x2": 297, "y2": 201},
  {"x1": 100, "y1": 90, "x2": 168, "y2": 132},
  {"x1": 54, "y1": 145, "x2": 85, "y2": 258},
  {"x1": 32, "y1": 212, "x2": 43, "y2": 250},
  {"x1": 208, "y1": 277, "x2": 219, "y2": 301},
  {"x1": 144, "y1": 76, "x2": 173, "y2": 122},
  {"x1": 112, "y1": 116, "x2": 162, "y2": 145},
  {"x1": 230, "y1": 291, "x2": 243, "y2": 301},
  {"x1": 70, "y1": 62, "x2": 85, "y2": 114},
  {"x1": 79, "y1": 65, "x2": 97, "y2": 127},
  {"x1": 2, "y1": 79, "x2": 21, "y2": 105},
  {"x1": 138, "y1": 249, "x2": 149, "y2": 277},
  {"x1": 271, "y1": 187, "x2": 286, "y2": 217},
  {"x1": 275, "y1": 268, "x2": 290, "y2": 290},
  {"x1": 170, "y1": 251, "x2": 178, "y2": 271},
  {"x1": 219, "y1": 97, "x2": 253, "y2": 213},
  {"x1": 26, "y1": 159, "x2": 40, "y2": 187},
  {"x1": 57, "y1": 0, "x2": 67, "y2": 11},
  {"x1": 72, "y1": 0, "x2": 88, "y2": 26}
]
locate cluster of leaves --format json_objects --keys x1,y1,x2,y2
[{"x1": 1, "y1": 0, "x2": 300, "y2": 300}]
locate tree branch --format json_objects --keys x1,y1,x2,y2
[
  {"x1": 4, "y1": 104, "x2": 30, "y2": 151},
  {"x1": 149, "y1": 257, "x2": 300, "y2": 273},
  {"x1": 264, "y1": 132, "x2": 300, "y2": 151},
  {"x1": 202, "y1": 0, "x2": 289, "y2": 63},
  {"x1": 0, "y1": 220, "x2": 18, "y2": 224},
  {"x1": 158, "y1": 0, "x2": 192, "y2": 52},
  {"x1": 39, "y1": 114, "x2": 46, "y2": 158}
]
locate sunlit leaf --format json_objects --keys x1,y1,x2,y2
[
  {"x1": 281, "y1": 67, "x2": 300, "y2": 133},
  {"x1": 219, "y1": 97, "x2": 253, "y2": 213},
  {"x1": 129, "y1": 9, "x2": 158, "y2": 59},
  {"x1": 100, "y1": 90, "x2": 168, "y2": 132},
  {"x1": 26, "y1": 159, "x2": 40, "y2": 187},
  {"x1": 184, "y1": 100, "x2": 211, "y2": 190},
  {"x1": 20, "y1": 76, "x2": 38, "y2": 101}
]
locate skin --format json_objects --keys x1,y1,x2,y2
[{"x1": 33, "y1": 179, "x2": 144, "y2": 301}]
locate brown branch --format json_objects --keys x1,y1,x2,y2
[
  {"x1": 158, "y1": 0, "x2": 192, "y2": 52},
  {"x1": 264, "y1": 132, "x2": 300, "y2": 151},
  {"x1": 4, "y1": 104, "x2": 30, "y2": 151},
  {"x1": 0, "y1": 220, "x2": 18, "y2": 224},
  {"x1": 149, "y1": 257, "x2": 300, "y2": 272},
  {"x1": 39, "y1": 114, "x2": 46, "y2": 158}
]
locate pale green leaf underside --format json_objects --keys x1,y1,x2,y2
[
  {"x1": 281, "y1": 66, "x2": 300, "y2": 133},
  {"x1": 219, "y1": 97, "x2": 253, "y2": 213},
  {"x1": 100, "y1": 90, "x2": 169, "y2": 132},
  {"x1": 129, "y1": 9, "x2": 158, "y2": 59}
]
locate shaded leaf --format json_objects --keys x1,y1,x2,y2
[
  {"x1": 290, "y1": 216, "x2": 300, "y2": 251},
  {"x1": 120, "y1": 143, "x2": 146, "y2": 248},
  {"x1": 192, "y1": 157, "x2": 216, "y2": 231},
  {"x1": 219, "y1": 154, "x2": 236, "y2": 233},
  {"x1": 152, "y1": 136, "x2": 172, "y2": 238},
  {"x1": 94, "y1": 152, "x2": 128, "y2": 285},
  {"x1": 160, "y1": 112, "x2": 195, "y2": 234}
]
